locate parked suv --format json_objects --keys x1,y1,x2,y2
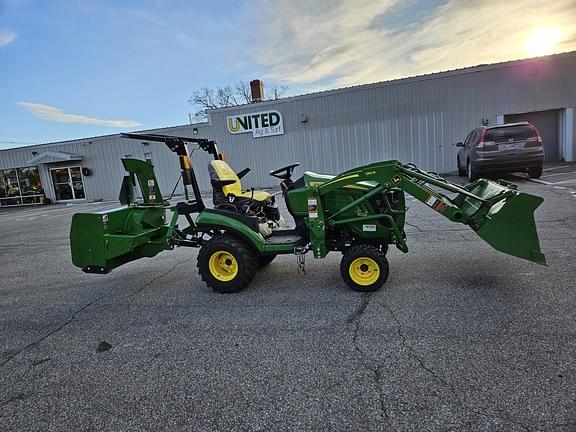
[{"x1": 456, "y1": 122, "x2": 544, "y2": 181}]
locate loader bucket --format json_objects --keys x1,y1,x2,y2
[
  {"x1": 70, "y1": 205, "x2": 172, "y2": 273},
  {"x1": 463, "y1": 180, "x2": 546, "y2": 265}
]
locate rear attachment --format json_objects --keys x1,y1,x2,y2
[
  {"x1": 70, "y1": 134, "x2": 221, "y2": 274},
  {"x1": 70, "y1": 159, "x2": 174, "y2": 273},
  {"x1": 70, "y1": 205, "x2": 172, "y2": 273}
]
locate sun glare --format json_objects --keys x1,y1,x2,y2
[{"x1": 523, "y1": 27, "x2": 565, "y2": 56}]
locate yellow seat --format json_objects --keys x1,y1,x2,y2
[
  {"x1": 237, "y1": 190, "x2": 271, "y2": 201},
  {"x1": 209, "y1": 160, "x2": 271, "y2": 202}
]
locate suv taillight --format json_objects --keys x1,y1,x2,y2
[
  {"x1": 528, "y1": 124, "x2": 543, "y2": 145},
  {"x1": 475, "y1": 128, "x2": 487, "y2": 148}
]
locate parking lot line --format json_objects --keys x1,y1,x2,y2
[
  {"x1": 550, "y1": 178, "x2": 576, "y2": 185},
  {"x1": 512, "y1": 173, "x2": 552, "y2": 185},
  {"x1": 0, "y1": 203, "x2": 116, "y2": 223},
  {"x1": 542, "y1": 165, "x2": 574, "y2": 171},
  {"x1": 530, "y1": 179, "x2": 553, "y2": 185},
  {"x1": 541, "y1": 172, "x2": 576, "y2": 179}
]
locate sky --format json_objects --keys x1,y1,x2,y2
[{"x1": 1, "y1": 0, "x2": 575, "y2": 148}]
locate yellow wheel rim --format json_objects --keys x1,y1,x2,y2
[
  {"x1": 208, "y1": 251, "x2": 239, "y2": 282},
  {"x1": 349, "y1": 257, "x2": 380, "y2": 286}
]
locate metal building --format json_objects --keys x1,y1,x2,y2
[{"x1": 1, "y1": 51, "x2": 575, "y2": 206}]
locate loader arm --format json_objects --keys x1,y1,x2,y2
[{"x1": 309, "y1": 160, "x2": 546, "y2": 264}]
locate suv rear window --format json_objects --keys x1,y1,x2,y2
[{"x1": 485, "y1": 125, "x2": 536, "y2": 143}]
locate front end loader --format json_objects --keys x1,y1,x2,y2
[{"x1": 70, "y1": 133, "x2": 546, "y2": 293}]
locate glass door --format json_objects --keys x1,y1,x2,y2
[
  {"x1": 70, "y1": 167, "x2": 86, "y2": 199},
  {"x1": 50, "y1": 167, "x2": 85, "y2": 201}
]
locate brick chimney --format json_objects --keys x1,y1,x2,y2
[{"x1": 250, "y1": 79, "x2": 265, "y2": 103}]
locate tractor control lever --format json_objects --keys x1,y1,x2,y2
[{"x1": 244, "y1": 188, "x2": 255, "y2": 214}]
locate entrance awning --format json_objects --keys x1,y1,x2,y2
[{"x1": 26, "y1": 151, "x2": 84, "y2": 165}]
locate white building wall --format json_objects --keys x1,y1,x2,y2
[{"x1": 561, "y1": 108, "x2": 575, "y2": 161}]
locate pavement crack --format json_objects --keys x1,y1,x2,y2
[
  {"x1": 95, "y1": 258, "x2": 189, "y2": 307},
  {"x1": 0, "y1": 362, "x2": 53, "y2": 408},
  {"x1": 347, "y1": 292, "x2": 371, "y2": 326},
  {"x1": 31, "y1": 357, "x2": 50, "y2": 366},
  {"x1": 382, "y1": 302, "x2": 545, "y2": 432},
  {"x1": 0, "y1": 392, "x2": 28, "y2": 408},
  {"x1": 347, "y1": 293, "x2": 390, "y2": 421},
  {"x1": 1, "y1": 259, "x2": 187, "y2": 369},
  {"x1": 373, "y1": 365, "x2": 390, "y2": 420},
  {"x1": 348, "y1": 293, "x2": 372, "y2": 354},
  {"x1": 0, "y1": 298, "x2": 101, "y2": 368},
  {"x1": 405, "y1": 222, "x2": 424, "y2": 232}
]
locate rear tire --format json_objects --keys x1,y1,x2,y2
[
  {"x1": 257, "y1": 254, "x2": 276, "y2": 268},
  {"x1": 467, "y1": 160, "x2": 478, "y2": 182},
  {"x1": 528, "y1": 166, "x2": 543, "y2": 179},
  {"x1": 340, "y1": 245, "x2": 389, "y2": 292},
  {"x1": 197, "y1": 234, "x2": 257, "y2": 293},
  {"x1": 457, "y1": 158, "x2": 466, "y2": 177}
]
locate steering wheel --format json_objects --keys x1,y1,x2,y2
[{"x1": 269, "y1": 163, "x2": 300, "y2": 180}]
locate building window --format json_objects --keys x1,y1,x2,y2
[
  {"x1": 0, "y1": 166, "x2": 44, "y2": 206},
  {"x1": 18, "y1": 166, "x2": 44, "y2": 204}
]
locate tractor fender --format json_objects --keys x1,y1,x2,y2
[{"x1": 195, "y1": 211, "x2": 266, "y2": 252}]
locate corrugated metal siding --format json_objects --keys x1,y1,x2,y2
[
  {"x1": 2, "y1": 53, "x2": 576, "y2": 201},
  {"x1": 204, "y1": 53, "x2": 576, "y2": 188},
  {"x1": 0, "y1": 123, "x2": 214, "y2": 202}
]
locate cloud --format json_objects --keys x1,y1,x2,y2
[
  {"x1": 248, "y1": 0, "x2": 576, "y2": 88},
  {"x1": 18, "y1": 102, "x2": 141, "y2": 128},
  {"x1": 0, "y1": 29, "x2": 16, "y2": 47}
]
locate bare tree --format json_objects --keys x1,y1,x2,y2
[
  {"x1": 189, "y1": 81, "x2": 288, "y2": 122},
  {"x1": 235, "y1": 81, "x2": 253, "y2": 104},
  {"x1": 266, "y1": 82, "x2": 289, "y2": 101}
]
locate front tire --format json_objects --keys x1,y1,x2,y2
[
  {"x1": 197, "y1": 234, "x2": 257, "y2": 293},
  {"x1": 340, "y1": 245, "x2": 389, "y2": 292}
]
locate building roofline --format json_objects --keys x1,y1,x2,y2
[
  {"x1": 210, "y1": 50, "x2": 576, "y2": 113},
  {"x1": 0, "y1": 121, "x2": 209, "y2": 153}
]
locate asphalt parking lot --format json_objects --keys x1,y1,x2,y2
[
  {"x1": 514, "y1": 162, "x2": 576, "y2": 196},
  {"x1": 1, "y1": 166, "x2": 575, "y2": 432}
]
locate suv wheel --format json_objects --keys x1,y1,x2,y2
[
  {"x1": 457, "y1": 157, "x2": 466, "y2": 177},
  {"x1": 467, "y1": 160, "x2": 478, "y2": 182},
  {"x1": 528, "y1": 166, "x2": 543, "y2": 179}
]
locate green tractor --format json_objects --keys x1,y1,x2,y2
[{"x1": 70, "y1": 133, "x2": 546, "y2": 293}]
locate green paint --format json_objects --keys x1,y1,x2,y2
[
  {"x1": 70, "y1": 156, "x2": 546, "y2": 276},
  {"x1": 195, "y1": 211, "x2": 302, "y2": 254},
  {"x1": 70, "y1": 205, "x2": 171, "y2": 272}
]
